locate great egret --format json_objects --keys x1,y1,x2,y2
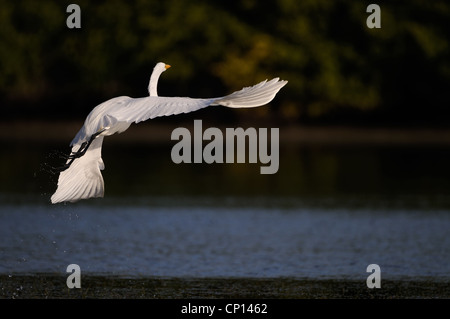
[{"x1": 51, "y1": 62, "x2": 287, "y2": 203}]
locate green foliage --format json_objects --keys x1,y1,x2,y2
[{"x1": 1, "y1": 0, "x2": 449, "y2": 124}]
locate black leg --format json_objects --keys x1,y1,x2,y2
[{"x1": 57, "y1": 128, "x2": 106, "y2": 172}]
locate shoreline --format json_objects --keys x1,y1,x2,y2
[
  {"x1": 2, "y1": 120, "x2": 450, "y2": 146},
  {"x1": 1, "y1": 274, "x2": 449, "y2": 299}
]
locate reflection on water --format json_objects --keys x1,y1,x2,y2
[
  {"x1": 3, "y1": 141, "x2": 450, "y2": 204},
  {"x1": 1, "y1": 141, "x2": 450, "y2": 279}
]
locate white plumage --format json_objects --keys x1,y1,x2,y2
[{"x1": 51, "y1": 62, "x2": 287, "y2": 203}]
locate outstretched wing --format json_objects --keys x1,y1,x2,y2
[
  {"x1": 109, "y1": 78, "x2": 287, "y2": 124},
  {"x1": 109, "y1": 96, "x2": 217, "y2": 124},
  {"x1": 51, "y1": 136, "x2": 105, "y2": 204}
]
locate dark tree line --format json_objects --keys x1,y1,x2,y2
[{"x1": 1, "y1": 0, "x2": 449, "y2": 126}]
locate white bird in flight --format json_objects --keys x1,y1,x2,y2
[{"x1": 51, "y1": 62, "x2": 287, "y2": 204}]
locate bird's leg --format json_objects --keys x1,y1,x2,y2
[
  {"x1": 67, "y1": 128, "x2": 106, "y2": 160},
  {"x1": 57, "y1": 128, "x2": 107, "y2": 172}
]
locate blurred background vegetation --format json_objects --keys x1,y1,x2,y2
[{"x1": 1, "y1": 0, "x2": 449, "y2": 126}]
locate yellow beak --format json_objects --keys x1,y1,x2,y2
[{"x1": 165, "y1": 64, "x2": 171, "y2": 69}]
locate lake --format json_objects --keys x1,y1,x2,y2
[{"x1": 1, "y1": 134, "x2": 449, "y2": 282}]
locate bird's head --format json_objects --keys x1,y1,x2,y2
[{"x1": 155, "y1": 62, "x2": 171, "y2": 73}]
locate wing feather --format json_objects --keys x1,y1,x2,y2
[
  {"x1": 212, "y1": 78, "x2": 288, "y2": 108},
  {"x1": 110, "y1": 97, "x2": 217, "y2": 123},
  {"x1": 109, "y1": 78, "x2": 287, "y2": 124},
  {"x1": 51, "y1": 137, "x2": 105, "y2": 203}
]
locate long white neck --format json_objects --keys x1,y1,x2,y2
[{"x1": 148, "y1": 68, "x2": 164, "y2": 96}]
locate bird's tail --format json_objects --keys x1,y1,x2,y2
[
  {"x1": 51, "y1": 136, "x2": 105, "y2": 204},
  {"x1": 212, "y1": 78, "x2": 287, "y2": 108}
]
